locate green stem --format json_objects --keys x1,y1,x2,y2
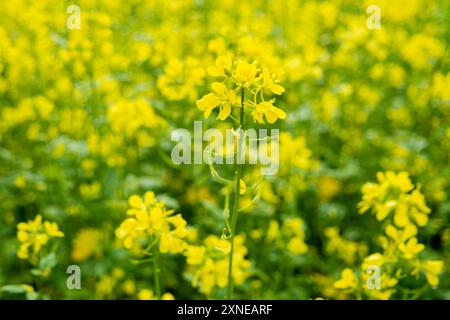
[
  {"x1": 227, "y1": 86, "x2": 245, "y2": 300},
  {"x1": 152, "y1": 244, "x2": 161, "y2": 298}
]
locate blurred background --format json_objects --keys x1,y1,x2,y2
[{"x1": 0, "y1": 0, "x2": 448, "y2": 299}]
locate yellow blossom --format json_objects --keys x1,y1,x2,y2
[
  {"x1": 207, "y1": 55, "x2": 232, "y2": 77},
  {"x1": 196, "y1": 82, "x2": 239, "y2": 120},
  {"x1": 334, "y1": 268, "x2": 358, "y2": 289},
  {"x1": 251, "y1": 99, "x2": 286, "y2": 124},
  {"x1": 115, "y1": 192, "x2": 188, "y2": 254},
  {"x1": 420, "y1": 261, "x2": 444, "y2": 287},
  {"x1": 262, "y1": 68, "x2": 285, "y2": 95},
  {"x1": 16, "y1": 215, "x2": 64, "y2": 261},
  {"x1": 233, "y1": 61, "x2": 257, "y2": 85}
]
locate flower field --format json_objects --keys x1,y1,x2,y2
[{"x1": 0, "y1": 0, "x2": 449, "y2": 300}]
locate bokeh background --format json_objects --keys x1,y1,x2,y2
[{"x1": 0, "y1": 0, "x2": 449, "y2": 299}]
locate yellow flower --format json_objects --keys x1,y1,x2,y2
[
  {"x1": 115, "y1": 218, "x2": 139, "y2": 249},
  {"x1": 186, "y1": 235, "x2": 250, "y2": 296},
  {"x1": 79, "y1": 182, "x2": 101, "y2": 199},
  {"x1": 196, "y1": 82, "x2": 239, "y2": 120},
  {"x1": 16, "y1": 215, "x2": 64, "y2": 261},
  {"x1": 156, "y1": 57, "x2": 204, "y2": 101},
  {"x1": 196, "y1": 93, "x2": 220, "y2": 118},
  {"x1": 279, "y1": 133, "x2": 316, "y2": 174},
  {"x1": 14, "y1": 175, "x2": 26, "y2": 188},
  {"x1": 207, "y1": 55, "x2": 232, "y2": 77},
  {"x1": 325, "y1": 227, "x2": 366, "y2": 264},
  {"x1": 385, "y1": 224, "x2": 417, "y2": 243},
  {"x1": 287, "y1": 236, "x2": 308, "y2": 254},
  {"x1": 128, "y1": 195, "x2": 144, "y2": 209},
  {"x1": 334, "y1": 268, "x2": 358, "y2": 289},
  {"x1": 421, "y1": 260, "x2": 443, "y2": 287},
  {"x1": 233, "y1": 60, "x2": 257, "y2": 85},
  {"x1": 137, "y1": 289, "x2": 175, "y2": 300},
  {"x1": 251, "y1": 99, "x2": 286, "y2": 124},
  {"x1": 362, "y1": 253, "x2": 385, "y2": 270},
  {"x1": 159, "y1": 233, "x2": 187, "y2": 253},
  {"x1": 358, "y1": 171, "x2": 430, "y2": 227},
  {"x1": 161, "y1": 292, "x2": 175, "y2": 300},
  {"x1": 44, "y1": 221, "x2": 64, "y2": 238},
  {"x1": 138, "y1": 289, "x2": 155, "y2": 300},
  {"x1": 121, "y1": 280, "x2": 136, "y2": 296},
  {"x1": 149, "y1": 207, "x2": 167, "y2": 232},
  {"x1": 266, "y1": 220, "x2": 279, "y2": 241},
  {"x1": 398, "y1": 237, "x2": 425, "y2": 259},
  {"x1": 405, "y1": 189, "x2": 431, "y2": 226},
  {"x1": 71, "y1": 228, "x2": 102, "y2": 262},
  {"x1": 363, "y1": 273, "x2": 398, "y2": 300},
  {"x1": 167, "y1": 214, "x2": 188, "y2": 237},
  {"x1": 262, "y1": 68, "x2": 285, "y2": 95},
  {"x1": 204, "y1": 235, "x2": 230, "y2": 254},
  {"x1": 112, "y1": 268, "x2": 125, "y2": 279},
  {"x1": 318, "y1": 176, "x2": 341, "y2": 201},
  {"x1": 116, "y1": 192, "x2": 188, "y2": 254},
  {"x1": 385, "y1": 224, "x2": 423, "y2": 259},
  {"x1": 185, "y1": 245, "x2": 206, "y2": 265}
]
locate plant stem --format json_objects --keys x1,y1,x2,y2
[
  {"x1": 227, "y1": 86, "x2": 245, "y2": 299},
  {"x1": 152, "y1": 244, "x2": 161, "y2": 298}
]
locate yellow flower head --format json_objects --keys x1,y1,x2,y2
[
  {"x1": 233, "y1": 60, "x2": 257, "y2": 85},
  {"x1": 251, "y1": 99, "x2": 286, "y2": 124},
  {"x1": 421, "y1": 260, "x2": 443, "y2": 287},
  {"x1": 358, "y1": 171, "x2": 430, "y2": 228},
  {"x1": 207, "y1": 55, "x2": 232, "y2": 77},
  {"x1": 262, "y1": 68, "x2": 285, "y2": 95},
  {"x1": 185, "y1": 234, "x2": 250, "y2": 296},
  {"x1": 197, "y1": 56, "x2": 286, "y2": 124},
  {"x1": 116, "y1": 191, "x2": 188, "y2": 254},
  {"x1": 196, "y1": 82, "x2": 239, "y2": 120},
  {"x1": 334, "y1": 268, "x2": 358, "y2": 289},
  {"x1": 16, "y1": 215, "x2": 64, "y2": 261},
  {"x1": 71, "y1": 228, "x2": 102, "y2": 262}
]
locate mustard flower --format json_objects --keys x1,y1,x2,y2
[
  {"x1": 197, "y1": 56, "x2": 287, "y2": 124},
  {"x1": 184, "y1": 235, "x2": 250, "y2": 296},
  {"x1": 358, "y1": 171, "x2": 430, "y2": 227},
  {"x1": 16, "y1": 214, "x2": 64, "y2": 261},
  {"x1": 251, "y1": 99, "x2": 286, "y2": 124},
  {"x1": 115, "y1": 191, "x2": 188, "y2": 254},
  {"x1": 196, "y1": 82, "x2": 239, "y2": 120}
]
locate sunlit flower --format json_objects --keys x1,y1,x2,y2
[
  {"x1": 251, "y1": 99, "x2": 286, "y2": 124},
  {"x1": 116, "y1": 192, "x2": 188, "y2": 254},
  {"x1": 16, "y1": 215, "x2": 64, "y2": 261}
]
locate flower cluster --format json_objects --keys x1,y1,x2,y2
[
  {"x1": 264, "y1": 217, "x2": 308, "y2": 255},
  {"x1": 16, "y1": 215, "x2": 64, "y2": 262},
  {"x1": 157, "y1": 57, "x2": 205, "y2": 101},
  {"x1": 358, "y1": 171, "x2": 430, "y2": 227},
  {"x1": 197, "y1": 56, "x2": 286, "y2": 124},
  {"x1": 334, "y1": 172, "x2": 444, "y2": 299},
  {"x1": 115, "y1": 192, "x2": 188, "y2": 254},
  {"x1": 184, "y1": 235, "x2": 250, "y2": 296},
  {"x1": 324, "y1": 227, "x2": 368, "y2": 264},
  {"x1": 108, "y1": 98, "x2": 164, "y2": 144}
]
